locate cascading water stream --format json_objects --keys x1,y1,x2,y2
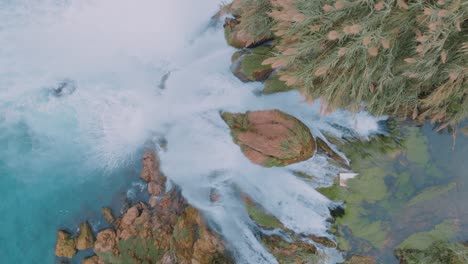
[{"x1": 0, "y1": 1, "x2": 385, "y2": 263}]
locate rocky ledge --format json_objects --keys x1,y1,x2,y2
[
  {"x1": 221, "y1": 109, "x2": 315, "y2": 167},
  {"x1": 55, "y1": 151, "x2": 233, "y2": 264}
]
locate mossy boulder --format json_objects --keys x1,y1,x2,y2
[
  {"x1": 223, "y1": 17, "x2": 272, "y2": 49},
  {"x1": 263, "y1": 74, "x2": 293, "y2": 94},
  {"x1": 76, "y1": 221, "x2": 95, "y2": 250},
  {"x1": 231, "y1": 46, "x2": 274, "y2": 82},
  {"x1": 55, "y1": 230, "x2": 77, "y2": 258},
  {"x1": 221, "y1": 110, "x2": 315, "y2": 167}
]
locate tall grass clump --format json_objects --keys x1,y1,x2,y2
[{"x1": 263, "y1": 0, "x2": 467, "y2": 127}]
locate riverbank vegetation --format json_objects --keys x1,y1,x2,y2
[{"x1": 226, "y1": 0, "x2": 467, "y2": 128}]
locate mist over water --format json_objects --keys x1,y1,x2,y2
[{"x1": 0, "y1": 0, "x2": 384, "y2": 263}]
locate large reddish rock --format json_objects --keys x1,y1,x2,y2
[{"x1": 221, "y1": 110, "x2": 315, "y2": 167}]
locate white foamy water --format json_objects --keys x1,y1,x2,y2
[{"x1": 0, "y1": 0, "x2": 385, "y2": 263}]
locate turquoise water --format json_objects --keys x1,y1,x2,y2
[{"x1": 0, "y1": 114, "x2": 142, "y2": 263}]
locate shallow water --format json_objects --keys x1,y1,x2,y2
[
  {"x1": 326, "y1": 122, "x2": 468, "y2": 263},
  {"x1": 0, "y1": 1, "x2": 387, "y2": 263}
]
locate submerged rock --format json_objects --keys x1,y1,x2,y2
[
  {"x1": 221, "y1": 110, "x2": 315, "y2": 167},
  {"x1": 262, "y1": 234, "x2": 318, "y2": 264},
  {"x1": 343, "y1": 255, "x2": 376, "y2": 264},
  {"x1": 51, "y1": 79, "x2": 76, "y2": 97},
  {"x1": 55, "y1": 230, "x2": 77, "y2": 258},
  {"x1": 308, "y1": 234, "x2": 337, "y2": 248},
  {"x1": 231, "y1": 46, "x2": 273, "y2": 82},
  {"x1": 395, "y1": 241, "x2": 468, "y2": 264},
  {"x1": 316, "y1": 138, "x2": 349, "y2": 168},
  {"x1": 76, "y1": 221, "x2": 95, "y2": 250}
]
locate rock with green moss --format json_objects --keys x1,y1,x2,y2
[
  {"x1": 55, "y1": 230, "x2": 77, "y2": 258},
  {"x1": 261, "y1": 234, "x2": 319, "y2": 264},
  {"x1": 223, "y1": 16, "x2": 273, "y2": 49},
  {"x1": 242, "y1": 195, "x2": 283, "y2": 229},
  {"x1": 221, "y1": 110, "x2": 315, "y2": 167},
  {"x1": 395, "y1": 241, "x2": 468, "y2": 264},
  {"x1": 76, "y1": 221, "x2": 95, "y2": 250},
  {"x1": 316, "y1": 138, "x2": 349, "y2": 168},
  {"x1": 343, "y1": 255, "x2": 376, "y2": 264},
  {"x1": 263, "y1": 74, "x2": 294, "y2": 94},
  {"x1": 231, "y1": 46, "x2": 274, "y2": 82}
]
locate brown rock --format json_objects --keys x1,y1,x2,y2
[
  {"x1": 308, "y1": 234, "x2": 336, "y2": 248},
  {"x1": 221, "y1": 110, "x2": 315, "y2": 167},
  {"x1": 55, "y1": 230, "x2": 77, "y2": 258},
  {"x1": 224, "y1": 17, "x2": 272, "y2": 48},
  {"x1": 94, "y1": 228, "x2": 117, "y2": 254},
  {"x1": 76, "y1": 221, "x2": 95, "y2": 251},
  {"x1": 316, "y1": 138, "x2": 349, "y2": 168},
  {"x1": 140, "y1": 151, "x2": 158, "y2": 182},
  {"x1": 148, "y1": 181, "x2": 163, "y2": 196},
  {"x1": 101, "y1": 207, "x2": 115, "y2": 224},
  {"x1": 121, "y1": 205, "x2": 140, "y2": 226},
  {"x1": 344, "y1": 255, "x2": 376, "y2": 264},
  {"x1": 82, "y1": 255, "x2": 103, "y2": 264}
]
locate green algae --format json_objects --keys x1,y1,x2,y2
[
  {"x1": 405, "y1": 127, "x2": 430, "y2": 165},
  {"x1": 321, "y1": 122, "x2": 465, "y2": 261},
  {"x1": 397, "y1": 220, "x2": 457, "y2": 250},
  {"x1": 407, "y1": 182, "x2": 456, "y2": 207}
]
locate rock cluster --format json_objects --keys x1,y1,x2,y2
[
  {"x1": 55, "y1": 221, "x2": 95, "y2": 259},
  {"x1": 56, "y1": 151, "x2": 232, "y2": 264}
]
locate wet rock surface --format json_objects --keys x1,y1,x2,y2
[
  {"x1": 76, "y1": 221, "x2": 95, "y2": 250},
  {"x1": 231, "y1": 46, "x2": 273, "y2": 82},
  {"x1": 55, "y1": 230, "x2": 77, "y2": 258},
  {"x1": 101, "y1": 208, "x2": 115, "y2": 224},
  {"x1": 221, "y1": 109, "x2": 315, "y2": 167}
]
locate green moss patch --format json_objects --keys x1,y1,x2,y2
[{"x1": 263, "y1": 75, "x2": 293, "y2": 94}]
